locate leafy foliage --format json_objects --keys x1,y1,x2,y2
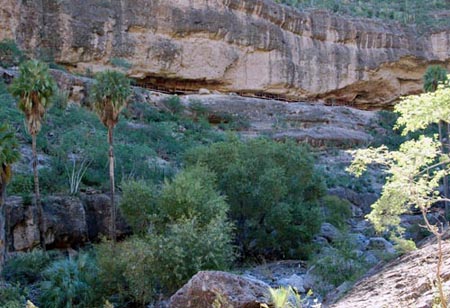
[
  {"x1": 321, "y1": 195, "x2": 352, "y2": 231},
  {"x1": 9, "y1": 60, "x2": 56, "y2": 135},
  {"x1": 2, "y1": 250, "x2": 57, "y2": 285},
  {"x1": 120, "y1": 180, "x2": 158, "y2": 235},
  {"x1": 0, "y1": 283, "x2": 27, "y2": 308},
  {"x1": 39, "y1": 254, "x2": 97, "y2": 308},
  {"x1": 91, "y1": 70, "x2": 131, "y2": 128},
  {"x1": 349, "y1": 76, "x2": 450, "y2": 241},
  {"x1": 158, "y1": 165, "x2": 228, "y2": 228},
  {"x1": 96, "y1": 166, "x2": 235, "y2": 305},
  {"x1": 185, "y1": 137, "x2": 325, "y2": 259},
  {"x1": 313, "y1": 235, "x2": 368, "y2": 287}
]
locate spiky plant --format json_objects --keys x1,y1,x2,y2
[
  {"x1": 9, "y1": 59, "x2": 56, "y2": 250},
  {"x1": 91, "y1": 70, "x2": 131, "y2": 242}
]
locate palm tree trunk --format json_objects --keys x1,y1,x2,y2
[
  {"x1": 32, "y1": 133, "x2": 45, "y2": 250},
  {"x1": 0, "y1": 178, "x2": 6, "y2": 270},
  {"x1": 108, "y1": 126, "x2": 116, "y2": 243}
]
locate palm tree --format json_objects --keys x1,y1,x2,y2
[
  {"x1": 9, "y1": 60, "x2": 56, "y2": 249},
  {"x1": 423, "y1": 65, "x2": 449, "y2": 216},
  {"x1": 0, "y1": 124, "x2": 20, "y2": 269},
  {"x1": 91, "y1": 70, "x2": 131, "y2": 242}
]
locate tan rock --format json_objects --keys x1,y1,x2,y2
[{"x1": 169, "y1": 271, "x2": 270, "y2": 308}]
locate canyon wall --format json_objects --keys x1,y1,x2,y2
[{"x1": 1, "y1": 0, "x2": 450, "y2": 109}]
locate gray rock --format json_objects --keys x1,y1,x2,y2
[
  {"x1": 277, "y1": 274, "x2": 306, "y2": 293},
  {"x1": 348, "y1": 233, "x2": 369, "y2": 251},
  {"x1": 363, "y1": 251, "x2": 380, "y2": 265},
  {"x1": 368, "y1": 237, "x2": 396, "y2": 254},
  {"x1": 319, "y1": 222, "x2": 342, "y2": 242}
]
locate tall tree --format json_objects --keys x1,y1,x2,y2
[
  {"x1": 423, "y1": 65, "x2": 449, "y2": 215},
  {"x1": 9, "y1": 60, "x2": 56, "y2": 250},
  {"x1": 349, "y1": 80, "x2": 450, "y2": 307},
  {"x1": 0, "y1": 124, "x2": 20, "y2": 269},
  {"x1": 91, "y1": 70, "x2": 131, "y2": 242}
]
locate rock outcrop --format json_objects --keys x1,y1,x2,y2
[
  {"x1": 331, "y1": 234, "x2": 450, "y2": 307},
  {"x1": 4, "y1": 194, "x2": 130, "y2": 252},
  {"x1": 180, "y1": 94, "x2": 377, "y2": 147},
  {"x1": 169, "y1": 271, "x2": 270, "y2": 308},
  {"x1": 1, "y1": 0, "x2": 449, "y2": 109}
]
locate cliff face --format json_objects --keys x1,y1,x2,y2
[{"x1": 1, "y1": 0, "x2": 449, "y2": 109}]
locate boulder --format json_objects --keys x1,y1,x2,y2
[
  {"x1": 277, "y1": 274, "x2": 305, "y2": 293},
  {"x1": 169, "y1": 271, "x2": 270, "y2": 308},
  {"x1": 319, "y1": 222, "x2": 342, "y2": 243},
  {"x1": 368, "y1": 237, "x2": 396, "y2": 255}
]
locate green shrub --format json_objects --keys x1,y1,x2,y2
[
  {"x1": 0, "y1": 39, "x2": 24, "y2": 68},
  {"x1": 95, "y1": 242, "x2": 130, "y2": 306},
  {"x1": 158, "y1": 165, "x2": 228, "y2": 228},
  {"x1": 96, "y1": 166, "x2": 235, "y2": 305},
  {"x1": 96, "y1": 219, "x2": 234, "y2": 304},
  {"x1": 8, "y1": 174, "x2": 33, "y2": 197},
  {"x1": 185, "y1": 136, "x2": 325, "y2": 259},
  {"x1": 154, "y1": 217, "x2": 235, "y2": 293},
  {"x1": 0, "y1": 283, "x2": 28, "y2": 308},
  {"x1": 120, "y1": 180, "x2": 158, "y2": 235},
  {"x1": 163, "y1": 95, "x2": 185, "y2": 115},
  {"x1": 321, "y1": 196, "x2": 352, "y2": 231},
  {"x1": 39, "y1": 254, "x2": 97, "y2": 308},
  {"x1": 2, "y1": 250, "x2": 58, "y2": 285},
  {"x1": 313, "y1": 236, "x2": 367, "y2": 287}
]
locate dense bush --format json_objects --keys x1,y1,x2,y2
[
  {"x1": 39, "y1": 254, "x2": 98, "y2": 308},
  {"x1": 120, "y1": 180, "x2": 158, "y2": 235},
  {"x1": 2, "y1": 250, "x2": 58, "y2": 285},
  {"x1": 158, "y1": 165, "x2": 228, "y2": 228},
  {"x1": 0, "y1": 283, "x2": 27, "y2": 308},
  {"x1": 185, "y1": 136, "x2": 325, "y2": 259},
  {"x1": 96, "y1": 166, "x2": 235, "y2": 305},
  {"x1": 321, "y1": 195, "x2": 352, "y2": 231},
  {"x1": 313, "y1": 236, "x2": 368, "y2": 288}
]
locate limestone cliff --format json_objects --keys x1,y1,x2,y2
[{"x1": 1, "y1": 0, "x2": 450, "y2": 109}]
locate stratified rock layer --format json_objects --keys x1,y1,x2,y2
[{"x1": 1, "y1": 0, "x2": 449, "y2": 108}]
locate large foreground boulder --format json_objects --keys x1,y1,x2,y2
[{"x1": 169, "y1": 271, "x2": 270, "y2": 308}]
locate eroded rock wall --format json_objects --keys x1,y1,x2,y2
[{"x1": 1, "y1": 0, "x2": 450, "y2": 108}]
